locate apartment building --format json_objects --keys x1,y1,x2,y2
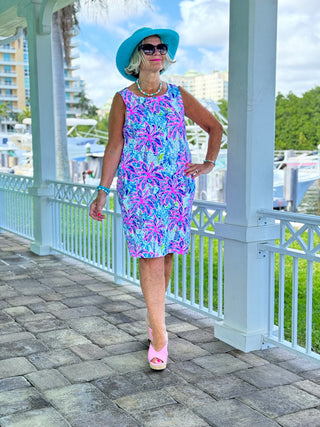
[
  {"x1": 167, "y1": 70, "x2": 228, "y2": 102},
  {"x1": 0, "y1": 34, "x2": 81, "y2": 132}
]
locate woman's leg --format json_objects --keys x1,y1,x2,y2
[
  {"x1": 164, "y1": 253, "x2": 174, "y2": 292},
  {"x1": 139, "y1": 257, "x2": 167, "y2": 354}
]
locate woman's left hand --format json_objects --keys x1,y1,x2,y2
[{"x1": 185, "y1": 162, "x2": 214, "y2": 178}]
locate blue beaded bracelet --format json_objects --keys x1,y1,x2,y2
[
  {"x1": 204, "y1": 159, "x2": 216, "y2": 166},
  {"x1": 97, "y1": 185, "x2": 110, "y2": 195}
]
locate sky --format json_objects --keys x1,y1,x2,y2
[{"x1": 74, "y1": 0, "x2": 320, "y2": 108}]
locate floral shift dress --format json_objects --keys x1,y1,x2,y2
[{"x1": 117, "y1": 83, "x2": 195, "y2": 258}]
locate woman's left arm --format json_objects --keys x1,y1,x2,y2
[{"x1": 179, "y1": 86, "x2": 223, "y2": 178}]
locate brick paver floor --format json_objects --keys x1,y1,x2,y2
[{"x1": 1, "y1": 231, "x2": 320, "y2": 426}]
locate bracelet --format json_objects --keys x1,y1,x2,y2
[
  {"x1": 97, "y1": 185, "x2": 110, "y2": 195},
  {"x1": 204, "y1": 159, "x2": 216, "y2": 166}
]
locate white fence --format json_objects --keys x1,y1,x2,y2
[
  {"x1": 258, "y1": 209, "x2": 320, "y2": 361},
  {"x1": 1, "y1": 172, "x2": 320, "y2": 360},
  {"x1": 0, "y1": 174, "x2": 225, "y2": 320}
]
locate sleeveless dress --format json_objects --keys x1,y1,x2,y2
[{"x1": 117, "y1": 83, "x2": 195, "y2": 258}]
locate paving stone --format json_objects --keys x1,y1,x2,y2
[
  {"x1": 54, "y1": 305, "x2": 106, "y2": 320},
  {"x1": 59, "y1": 360, "x2": 113, "y2": 382},
  {"x1": 194, "y1": 399, "x2": 279, "y2": 426},
  {"x1": 200, "y1": 340, "x2": 234, "y2": 354},
  {"x1": 71, "y1": 407, "x2": 140, "y2": 427},
  {"x1": 165, "y1": 384, "x2": 216, "y2": 408},
  {"x1": 23, "y1": 318, "x2": 67, "y2": 333},
  {"x1": 99, "y1": 301, "x2": 136, "y2": 313},
  {"x1": 0, "y1": 286, "x2": 18, "y2": 299},
  {"x1": 229, "y1": 349, "x2": 270, "y2": 366},
  {"x1": 168, "y1": 338, "x2": 209, "y2": 362},
  {"x1": 240, "y1": 384, "x2": 320, "y2": 418},
  {"x1": 70, "y1": 343, "x2": 108, "y2": 360},
  {"x1": 115, "y1": 389, "x2": 175, "y2": 413},
  {"x1": 254, "y1": 347, "x2": 297, "y2": 363},
  {"x1": 118, "y1": 320, "x2": 149, "y2": 336},
  {"x1": 3, "y1": 306, "x2": 34, "y2": 318},
  {"x1": 41, "y1": 293, "x2": 65, "y2": 301},
  {"x1": 172, "y1": 360, "x2": 216, "y2": 383},
  {"x1": 294, "y1": 379, "x2": 320, "y2": 398},
  {"x1": 0, "y1": 388, "x2": 49, "y2": 417},
  {"x1": 0, "y1": 322, "x2": 23, "y2": 335},
  {"x1": 166, "y1": 320, "x2": 199, "y2": 334},
  {"x1": 0, "y1": 311, "x2": 12, "y2": 324},
  {"x1": 301, "y1": 368, "x2": 320, "y2": 383},
  {"x1": 276, "y1": 408, "x2": 320, "y2": 427},
  {"x1": 103, "y1": 351, "x2": 148, "y2": 374},
  {"x1": 235, "y1": 364, "x2": 302, "y2": 388},
  {"x1": 193, "y1": 353, "x2": 250, "y2": 375},
  {"x1": 94, "y1": 375, "x2": 138, "y2": 400},
  {"x1": 26, "y1": 369, "x2": 70, "y2": 391},
  {"x1": 279, "y1": 357, "x2": 320, "y2": 374},
  {"x1": 6, "y1": 296, "x2": 44, "y2": 307},
  {"x1": 28, "y1": 301, "x2": 68, "y2": 313},
  {"x1": 0, "y1": 357, "x2": 36, "y2": 379},
  {"x1": 102, "y1": 312, "x2": 135, "y2": 325},
  {"x1": 67, "y1": 316, "x2": 134, "y2": 346},
  {"x1": 36, "y1": 329, "x2": 91, "y2": 349},
  {"x1": 177, "y1": 328, "x2": 215, "y2": 343},
  {"x1": 103, "y1": 340, "x2": 146, "y2": 356},
  {"x1": 0, "y1": 407, "x2": 70, "y2": 427},
  {"x1": 62, "y1": 295, "x2": 109, "y2": 308},
  {"x1": 198, "y1": 373, "x2": 258, "y2": 399},
  {"x1": 0, "y1": 338, "x2": 49, "y2": 360},
  {"x1": 44, "y1": 383, "x2": 114, "y2": 420},
  {"x1": 0, "y1": 332, "x2": 34, "y2": 344},
  {"x1": 51, "y1": 286, "x2": 93, "y2": 298},
  {"x1": 16, "y1": 312, "x2": 55, "y2": 323},
  {"x1": 28, "y1": 349, "x2": 82, "y2": 369},
  {"x1": 132, "y1": 403, "x2": 210, "y2": 427},
  {"x1": 0, "y1": 376, "x2": 30, "y2": 392}
]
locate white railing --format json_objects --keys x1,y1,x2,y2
[
  {"x1": 0, "y1": 173, "x2": 34, "y2": 239},
  {"x1": 48, "y1": 180, "x2": 226, "y2": 320},
  {"x1": 258, "y1": 209, "x2": 320, "y2": 361}
]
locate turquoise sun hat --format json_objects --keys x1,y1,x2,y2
[{"x1": 116, "y1": 27, "x2": 179, "y2": 81}]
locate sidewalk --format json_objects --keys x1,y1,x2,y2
[{"x1": 1, "y1": 231, "x2": 320, "y2": 426}]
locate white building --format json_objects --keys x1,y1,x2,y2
[{"x1": 167, "y1": 70, "x2": 228, "y2": 102}]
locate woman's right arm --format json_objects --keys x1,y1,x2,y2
[{"x1": 89, "y1": 92, "x2": 125, "y2": 221}]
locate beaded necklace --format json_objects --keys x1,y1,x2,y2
[{"x1": 136, "y1": 80, "x2": 162, "y2": 97}]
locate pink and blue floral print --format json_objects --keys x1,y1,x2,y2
[{"x1": 117, "y1": 84, "x2": 195, "y2": 258}]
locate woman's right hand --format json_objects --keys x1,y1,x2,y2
[{"x1": 89, "y1": 192, "x2": 107, "y2": 221}]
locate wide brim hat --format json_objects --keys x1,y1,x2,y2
[{"x1": 116, "y1": 27, "x2": 179, "y2": 81}]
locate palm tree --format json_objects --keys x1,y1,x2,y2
[
  {"x1": 75, "y1": 90, "x2": 91, "y2": 115},
  {"x1": 52, "y1": 0, "x2": 151, "y2": 181},
  {"x1": 18, "y1": 106, "x2": 31, "y2": 124},
  {"x1": 0, "y1": 102, "x2": 9, "y2": 120}
]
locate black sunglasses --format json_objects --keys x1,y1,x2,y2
[{"x1": 138, "y1": 43, "x2": 168, "y2": 55}]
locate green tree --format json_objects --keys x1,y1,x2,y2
[
  {"x1": 275, "y1": 87, "x2": 320, "y2": 151},
  {"x1": 0, "y1": 102, "x2": 9, "y2": 120},
  {"x1": 75, "y1": 90, "x2": 91, "y2": 114},
  {"x1": 217, "y1": 98, "x2": 228, "y2": 120},
  {"x1": 18, "y1": 106, "x2": 31, "y2": 124}
]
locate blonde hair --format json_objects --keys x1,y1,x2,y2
[{"x1": 124, "y1": 39, "x2": 175, "y2": 79}]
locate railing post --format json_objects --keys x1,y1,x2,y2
[
  {"x1": 214, "y1": 0, "x2": 279, "y2": 352},
  {"x1": 19, "y1": 1, "x2": 57, "y2": 255},
  {"x1": 113, "y1": 193, "x2": 124, "y2": 284}
]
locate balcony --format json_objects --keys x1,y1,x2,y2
[
  {"x1": 0, "y1": 71, "x2": 16, "y2": 77},
  {"x1": 0, "y1": 94, "x2": 18, "y2": 101},
  {"x1": 0, "y1": 83, "x2": 17, "y2": 89},
  {"x1": 0, "y1": 229, "x2": 320, "y2": 425}
]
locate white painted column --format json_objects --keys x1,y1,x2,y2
[
  {"x1": 214, "y1": 0, "x2": 279, "y2": 351},
  {"x1": 19, "y1": 1, "x2": 56, "y2": 255}
]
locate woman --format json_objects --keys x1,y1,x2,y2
[{"x1": 89, "y1": 27, "x2": 223, "y2": 370}]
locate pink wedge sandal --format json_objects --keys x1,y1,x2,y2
[{"x1": 148, "y1": 333, "x2": 168, "y2": 371}]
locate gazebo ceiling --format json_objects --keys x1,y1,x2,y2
[{"x1": 0, "y1": 0, "x2": 76, "y2": 37}]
